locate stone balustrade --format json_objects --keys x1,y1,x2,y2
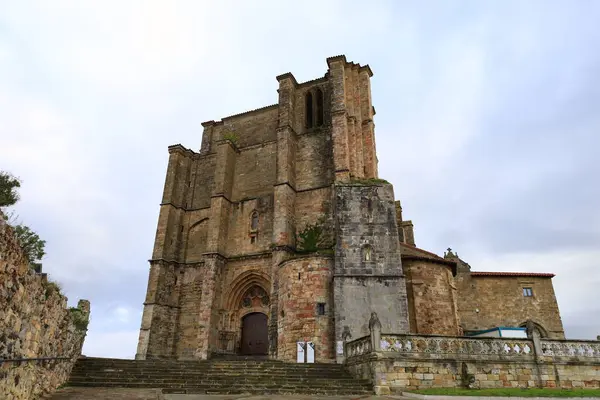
[
  {"x1": 342, "y1": 312, "x2": 599, "y2": 394},
  {"x1": 540, "y1": 339, "x2": 600, "y2": 361},
  {"x1": 345, "y1": 335, "x2": 371, "y2": 358}
]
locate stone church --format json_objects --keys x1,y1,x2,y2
[{"x1": 135, "y1": 56, "x2": 565, "y2": 363}]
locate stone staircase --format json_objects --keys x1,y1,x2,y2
[{"x1": 67, "y1": 357, "x2": 374, "y2": 395}]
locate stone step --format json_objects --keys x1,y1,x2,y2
[
  {"x1": 75, "y1": 362, "x2": 344, "y2": 369},
  {"x1": 72, "y1": 370, "x2": 350, "y2": 376},
  {"x1": 68, "y1": 382, "x2": 372, "y2": 395},
  {"x1": 67, "y1": 376, "x2": 370, "y2": 386},
  {"x1": 67, "y1": 358, "x2": 373, "y2": 395},
  {"x1": 70, "y1": 373, "x2": 362, "y2": 380}
]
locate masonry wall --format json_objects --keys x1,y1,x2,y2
[
  {"x1": 333, "y1": 184, "x2": 410, "y2": 363},
  {"x1": 344, "y1": 333, "x2": 599, "y2": 394},
  {"x1": 277, "y1": 256, "x2": 335, "y2": 363},
  {"x1": 0, "y1": 216, "x2": 90, "y2": 400},
  {"x1": 403, "y1": 258, "x2": 460, "y2": 336},
  {"x1": 456, "y1": 274, "x2": 565, "y2": 339}
]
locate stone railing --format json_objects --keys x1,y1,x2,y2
[
  {"x1": 379, "y1": 334, "x2": 534, "y2": 361},
  {"x1": 345, "y1": 335, "x2": 371, "y2": 358},
  {"x1": 345, "y1": 333, "x2": 534, "y2": 361},
  {"x1": 343, "y1": 312, "x2": 600, "y2": 394},
  {"x1": 540, "y1": 339, "x2": 600, "y2": 362}
]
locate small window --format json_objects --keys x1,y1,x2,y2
[
  {"x1": 250, "y1": 211, "x2": 259, "y2": 230},
  {"x1": 363, "y1": 245, "x2": 373, "y2": 261},
  {"x1": 250, "y1": 235, "x2": 256, "y2": 244},
  {"x1": 317, "y1": 303, "x2": 326, "y2": 316},
  {"x1": 523, "y1": 287, "x2": 533, "y2": 297}
]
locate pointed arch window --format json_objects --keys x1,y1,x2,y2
[
  {"x1": 250, "y1": 211, "x2": 259, "y2": 244},
  {"x1": 305, "y1": 92, "x2": 314, "y2": 128},
  {"x1": 251, "y1": 211, "x2": 259, "y2": 231},
  {"x1": 241, "y1": 285, "x2": 270, "y2": 308},
  {"x1": 363, "y1": 245, "x2": 373, "y2": 262},
  {"x1": 315, "y1": 88, "x2": 324, "y2": 127}
]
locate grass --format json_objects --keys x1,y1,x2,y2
[{"x1": 409, "y1": 388, "x2": 600, "y2": 397}]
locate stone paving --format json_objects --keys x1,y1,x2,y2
[{"x1": 46, "y1": 387, "x2": 409, "y2": 400}]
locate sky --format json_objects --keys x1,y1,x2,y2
[{"x1": 1, "y1": 1, "x2": 599, "y2": 358}]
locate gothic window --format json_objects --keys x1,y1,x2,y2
[
  {"x1": 316, "y1": 88, "x2": 324, "y2": 127},
  {"x1": 305, "y1": 92, "x2": 313, "y2": 128},
  {"x1": 363, "y1": 245, "x2": 373, "y2": 261},
  {"x1": 250, "y1": 211, "x2": 259, "y2": 231},
  {"x1": 240, "y1": 285, "x2": 270, "y2": 308}
]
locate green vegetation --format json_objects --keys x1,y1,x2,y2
[
  {"x1": 69, "y1": 307, "x2": 90, "y2": 331},
  {"x1": 409, "y1": 388, "x2": 600, "y2": 397},
  {"x1": 0, "y1": 171, "x2": 21, "y2": 207},
  {"x1": 43, "y1": 280, "x2": 62, "y2": 299},
  {"x1": 295, "y1": 217, "x2": 333, "y2": 253},
  {"x1": 0, "y1": 170, "x2": 47, "y2": 269},
  {"x1": 222, "y1": 131, "x2": 239, "y2": 146},
  {"x1": 14, "y1": 224, "x2": 46, "y2": 265}
]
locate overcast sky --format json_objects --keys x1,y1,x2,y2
[{"x1": 1, "y1": 1, "x2": 599, "y2": 358}]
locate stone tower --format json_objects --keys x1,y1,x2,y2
[{"x1": 135, "y1": 55, "x2": 410, "y2": 362}]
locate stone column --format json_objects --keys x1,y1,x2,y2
[
  {"x1": 195, "y1": 254, "x2": 225, "y2": 359},
  {"x1": 268, "y1": 73, "x2": 298, "y2": 358},
  {"x1": 327, "y1": 56, "x2": 350, "y2": 182},
  {"x1": 358, "y1": 66, "x2": 377, "y2": 179}
]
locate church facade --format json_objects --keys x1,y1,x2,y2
[{"x1": 135, "y1": 56, "x2": 565, "y2": 363}]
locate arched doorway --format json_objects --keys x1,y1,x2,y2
[{"x1": 241, "y1": 312, "x2": 268, "y2": 355}]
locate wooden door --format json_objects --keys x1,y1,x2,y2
[{"x1": 241, "y1": 313, "x2": 268, "y2": 355}]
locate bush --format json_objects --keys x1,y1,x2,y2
[
  {"x1": 44, "y1": 280, "x2": 62, "y2": 299},
  {"x1": 223, "y1": 131, "x2": 239, "y2": 146},
  {"x1": 69, "y1": 307, "x2": 89, "y2": 331}
]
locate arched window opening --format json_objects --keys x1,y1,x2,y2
[
  {"x1": 363, "y1": 245, "x2": 373, "y2": 262},
  {"x1": 251, "y1": 211, "x2": 259, "y2": 231},
  {"x1": 316, "y1": 88, "x2": 324, "y2": 127},
  {"x1": 305, "y1": 92, "x2": 313, "y2": 128}
]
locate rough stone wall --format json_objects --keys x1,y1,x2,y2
[
  {"x1": 348, "y1": 357, "x2": 599, "y2": 392},
  {"x1": 456, "y1": 274, "x2": 565, "y2": 338},
  {"x1": 295, "y1": 187, "x2": 333, "y2": 235},
  {"x1": 136, "y1": 261, "x2": 180, "y2": 359},
  {"x1": 225, "y1": 195, "x2": 274, "y2": 256},
  {"x1": 403, "y1": 258, "x2": 460, "y2": 336},
  {"x1": 0, "y1": 217, "x2": 90, "y2": 400},
  {"x1": 333, "y1": 184, "x2": 410, "y2": 363},
  {"x1": 277, "y1": 256, "x2": 334, "y2": 363}
]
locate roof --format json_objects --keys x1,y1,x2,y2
[
  {"x1": 399, "y1": 242, "x2": 445, "y2": 260},
  {"x1": 399, "y1": 243, "x2": 457, "y2": 275},
  {"x1": 470, "y1": 271, "x2": 555, "y2": 278}
]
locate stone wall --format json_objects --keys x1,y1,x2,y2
[
  {"x1": 403, "y1": 258, "x2": 460, "y2": 336},
  {"x1": 333, "y1": 183, "x2": 410, "y2": 363},
  {"x1": 344, "y1": 332, "x2": 599, "y2": 394},
  {"x1": 277, "y1": 255, "x2": 334, "y2": 363},
  {"x1": 455, "y1": 272, "x2": 565, "y2": 339},
  {"x1": 0, "y1": 216, "x2": 90, "y2": 400}
]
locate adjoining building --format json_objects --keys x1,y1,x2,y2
[{"x1": 135, "y1": 55, "x2": 564, "y2": 363}]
